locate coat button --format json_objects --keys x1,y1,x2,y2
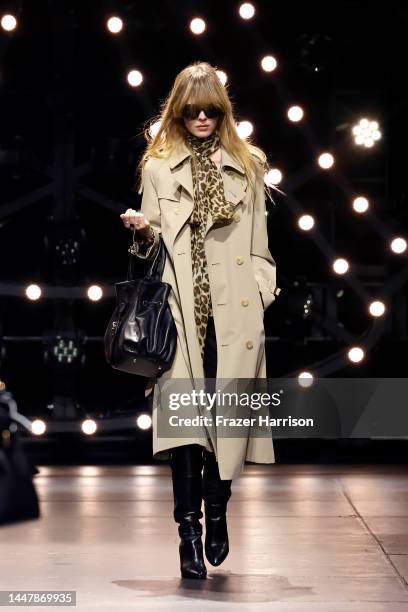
[
  {"x1": 233, "y1": 212, "x2": 241, "y2": 223},
  {"x1": 175, "y1": 208, "x2": 180, "y2": 215},
  {"x1": 236, "y1": 256, "x2": 244, "y2": 265},
  {"x1": 241, "y1": 298, "x2": 249, "y2": 307},
  {"x1": 246, "y1": 340, "x2": 254, "y2": 350}
]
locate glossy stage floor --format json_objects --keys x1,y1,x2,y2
[{"x1": 1, "y1": 463, "x2": 408, "y2": 611}]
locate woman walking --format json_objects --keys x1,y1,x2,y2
[{"x1": 120, "y1": 61, "x2": 280, "y2": 579}]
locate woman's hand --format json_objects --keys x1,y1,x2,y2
[{"x1": 120, "y1": 209, "x2": 151, "y2": 239}]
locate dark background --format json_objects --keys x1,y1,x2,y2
[{"x1": 0, "y1": 0, "x2": 407, "y2": 463}]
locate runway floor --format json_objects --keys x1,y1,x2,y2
[{"x1": 1, "y1": 463, "x2": 408, "y2": 611}]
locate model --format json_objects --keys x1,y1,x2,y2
[{"x1": 120, "y1": 61, "x2": 280, "y2": 579}]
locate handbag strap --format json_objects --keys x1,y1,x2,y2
[
  {"x1": 147, "y1": 235, "x2": 166, "y2": 280},
  {"x1": 128, "y1": 234, "x2": 166, "y2": 282}
]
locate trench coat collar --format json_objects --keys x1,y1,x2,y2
[{"x1": 167, "y1": 139, "x2": 248, "y2": 210}]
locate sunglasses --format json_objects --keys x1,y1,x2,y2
[{"x1": 181, "y1": 104, "x2": 223, "y2": 120}]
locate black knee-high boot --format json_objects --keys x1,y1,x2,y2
[
  {"x1": 170, "y1": 444, "x2": 207, "y2": 579},
  {"x1": 202, "y1": 449, "x2": 232, "y2": 566}
]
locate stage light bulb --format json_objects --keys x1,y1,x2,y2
[
  {"x1": 298, "y1": 372, "x2": 314, "y2": 387},
  {"x1": 390, "y1": 237, "x2": 407, "y2": 254},
  {"x1": 239, "y1": 3, "x2": 255, "y2": 19},
  {"x1": 318, "y1": 152, "x2": 335, "y2": 169},
  {"x1": 137, "y1": 414, "x2": 152, "y2": 430},
  {"x1": 106, "y1": 16, "x2": 123, "y2": 34},
  {"x1": 216, "y1": 70, "x2": 228, "y2": 86},
  {"x1": 149, "y1": 120, "x2": 161, "y2": 139},
  {"x1": 87, "y1": 285, "x2": 103, "y2": 301},
  {"x1": 348, "y1": 346, "x2": 365, "y2": 363},
  {"x1": 190, "y1": 17, "x2": 206, "y2": 34},
  {"x1": 261, "y1": 55, "x2": 277, "y2": 72},
  {"x1": 32, "y1": 419, "x2": 46, "y2": 435},
  {"x1": 82, "y1": 419, "x2": 97, "y2": 435},
  {"x1": 369, "y1": 301, "x2": 385, "y2": 317},
  {"x1": 352, "y1": 118, "x2": 382, "y2": 148},
  {"x1": 237, "y1": 120, "x2": 253, "y2": 139},
  {"x1": 298, "y1": 215, "x2": 315, "y2": 231},
  {"x1": 265, "y1": 168, "x2": 282, "y2": 185},
  {"x1": 26, "y1": 284, "x2": 42, "y2": 301},
  {"x1": 1, "y1": 14, "x2": 17, "y2": 31},
  {"x1": 353, "y1": 196, "x2": 369, "y2": 213},
  {"x1": 287, "y1": 106, "x2": 304, "y2": 122},
  {"x1": 127, "y1": 70, "x2": 143, "y2": 87},
  {"x1": 332, "y1": 258, "x2": 349, "y2": 274}
]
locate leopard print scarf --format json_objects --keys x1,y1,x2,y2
[{"x1": 185, "y1": 129, "x2": 235, "y2": 360}]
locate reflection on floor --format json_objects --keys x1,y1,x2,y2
[{"x1": 1, "y1": 464, "x2": 408, "y2": 611}]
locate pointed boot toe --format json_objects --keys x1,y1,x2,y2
[{"x1": 204, "y1": 503, "x2": 229, "y2": 566}]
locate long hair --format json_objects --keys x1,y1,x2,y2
[{"x1": 136, "y1": 61, "x2": 284, "y2": 204}]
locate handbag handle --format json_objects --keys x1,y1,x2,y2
[{"x1": 128, "y1": 232, "x2": 166, "y2": 282}]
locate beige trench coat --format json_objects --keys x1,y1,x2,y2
[{"x1": 130, "y1": 140, "x2": 280, "y2": 479}]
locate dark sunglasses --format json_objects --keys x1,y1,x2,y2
[{"x1": 181, "y1": 104, "x2": 223, "y2": 120}]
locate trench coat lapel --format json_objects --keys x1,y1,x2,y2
[{"x1": 167, "y1": 141, "x2": 248, "y2": 244}]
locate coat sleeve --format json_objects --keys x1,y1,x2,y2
[
  {"x1": 128, "y1": 159, "x2": 161, "y2": 260},
  {"x1": 250, "y1": 164, "x2": 281, "y2": 310}
]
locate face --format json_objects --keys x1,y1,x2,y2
[{"x1": 182, "y1": 103, "x2": 220, "y2": 138}]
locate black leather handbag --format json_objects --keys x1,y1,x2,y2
[
  {"x1": 0, "y1": 389, "x2": 40, "y2": 526},
  {"x1": 104, "y1": 235, "x2": 177, "y2": 377}
]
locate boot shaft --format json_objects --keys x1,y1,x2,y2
[
  {"x1": 170, "y1": 444, "x2": 205, "y2": 524},
  {"x1": 203, "y1": 449, "x2": 232, "y2": 506},
  {"x1": 169, "y1": 444, "x2": 207, "y2": 579}
]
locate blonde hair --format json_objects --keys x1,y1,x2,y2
[{"x1": 136, "y1": 61, "x2": 284, "y2": 204}]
